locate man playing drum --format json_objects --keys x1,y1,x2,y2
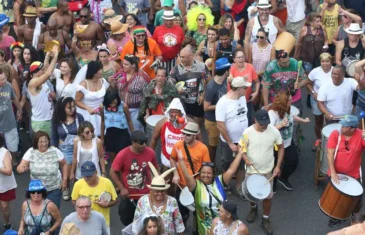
[
  {"x1": 326, "y1": 115, "x2": 365, "y2": 226},
  {"x1": 239, "y1": 109, "x2": 284, "y2": 235}
]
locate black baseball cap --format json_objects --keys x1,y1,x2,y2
[
  {"x1": 131, "y1": 130, "x2": 148, "y2": 143},
  {"x1": 255, "y1": 109, "x2": 270, "y2": 125},
  {"x1": 222, "y1": 200, "x2": 239, "y2": 220}
]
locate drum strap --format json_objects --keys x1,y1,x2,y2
[
  {"x1": 257, "y1": 17, "x2": 270, "y2": 44},
  {"x1": 183, "y1": 142, "x2": 196, "y2": 176}
]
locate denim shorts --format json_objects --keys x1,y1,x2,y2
[
  {"x1": 310, "y1": 96, "x2": 323, "y2": 116},
  {"x1": 59, "y1": 144, "x2": 74, "y2": 164}
]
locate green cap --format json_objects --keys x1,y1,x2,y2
[{"x1": 163, "y1": 0, "x2": 173, "y2": 7}]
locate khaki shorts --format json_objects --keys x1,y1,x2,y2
[
  {"x1": 204, "y1": 119, "x2": 219, "y2": 147},
  {"x1": 286, "y1": 19, "x2": 305, "y2": 42},
  {"x1": 245, "y1": 172, "x2": 274, "y2": 200}
]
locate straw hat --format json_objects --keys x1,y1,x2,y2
[
  {"x1": 60, "y1": 223, "x2": 80, "y2": 235},
  {"x1": 147, "y1": 162, "x2": 175, "y2": 191},
  {"x1": 257, "y1": 0, "x2": 271, "y2": 8},
  {"x1": 103, "y1": 9, "x2": 123, "y2": 25},
  {"x1": 44, "y1": 40, "x2": 61, "y2": 53},
  {"x1": 162, "y1": 10, "x2": 176, "y2": 20},
  {"x1": 23, "y1": 6, "x2": 37, "y2": 17},
  {"x1": 181, "y1": 122, "x2": 200, "y2": 135},
  {"x1": 345, "y1": 23, "x2": 363, "y2": 35},
  {"x1": 111, "y1": 21, "x2": 129, "y2": 35}
]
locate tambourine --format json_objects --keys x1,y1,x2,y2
[
  {"x1": 175, "y1": 81, "x2": 185, "y2": 90},
  {"x1": 44, "y1": 40, "x2": 61, "y2": 53},
  {"x1": 205, "y1": 58, "x2": 213, "y2": 71},
  {"x1": 99, "y1": 192, "x2": 112, "y2": 203}
]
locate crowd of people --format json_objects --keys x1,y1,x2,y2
[{"x1": 1, "y1": 0, "x2": 365, "y2": 234}]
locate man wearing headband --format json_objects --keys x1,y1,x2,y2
[
  {"x1": 262, "y1": 49, "x2": 308, "y2": 112},
  {"x1": 73, "y1": 7, "x2": 106, "y2": 46},
  {"x1": 49, "y1": 0, "x2": 74, "y2": 34},
  {"x1": 27, "y1": 45, "x2": 58, "y2": 136}
]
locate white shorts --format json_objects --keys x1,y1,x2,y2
[{"x1": 2, "y1": 128, "x2": 19, "y2": 152}]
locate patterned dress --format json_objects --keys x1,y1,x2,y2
[{"x1": 134, "y1": 195, "x2": 185, "y2": 235}]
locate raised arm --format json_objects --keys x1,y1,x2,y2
[
  {"x1": 222, "y1": 147, "x2": 244, "y2": 185},
  {"x1": 176, "y1": 148, "x2": 196, "y2": 192}
]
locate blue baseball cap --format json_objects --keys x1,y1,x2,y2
[
  {"x1": 28, "y1": 179, "x2": 45, "y2": 192},
  {"x1": 81, "y1": 161, "x2": 96, "y2": 177},
  {"x1": 340, "y1": 115, "x2": 359, "y2": 128}
]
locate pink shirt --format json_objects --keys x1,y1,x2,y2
[{"x1": 0, "y1": 35, "x2": 15, "y2": 60}]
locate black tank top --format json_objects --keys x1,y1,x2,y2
[{"x1": 341, "y1": 37, "x2": 364, "y2": 61}]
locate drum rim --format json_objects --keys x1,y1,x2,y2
[
  {"x1": 321, "y1": 123, "x2": 341, "y2": 137},
  {"x1": 318, "y1": 199, "x2": 353, "y2": 220},
  {"x1": 329, "y1": 174, "x2": 364, "y2": 197}
]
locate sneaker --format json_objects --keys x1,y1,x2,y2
[
  {"x1": 232, "y1": 187, "x2": 247, "y2": 200},
  {"x1": 328, "y1": 218, "x2": 344, "y2": 227},
  {"x1": 62, "y1": 188, "x2": 70, "y2": 201},
  {"x1": 261, "y1": 217, "x2": 273, "y2": 235},
  {"x1": 246, "y1": 206, "x2": 258, "y2": 223},
  {"x1": 4, "y1": 223, "x2": 12, "y2": 231},
  {"x1": 224, "y1": 186, "x2": 232, "y2": 196},
  {"x1": 278, "y1": 177, "x2": 293, "y2": 191}
]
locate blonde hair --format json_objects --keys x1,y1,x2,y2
[{"x1": 319, "y1": 52, "x2": 332, "y2": 62}]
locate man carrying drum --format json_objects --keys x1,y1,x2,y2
[
  {"x1": 326, "y1": 115, "x2": 365, "y2": 226},
  {"x1": 239, "y1": 109, "x2": 284, "y2": 235}
]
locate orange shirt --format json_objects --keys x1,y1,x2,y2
[
  {"x1": 120, "y1": 38, "x2": 162, "y2": 79},
  {"x1": 170, "y1": 140, "x2": 211, "y2": 187},
  {"x1": 229, "y1": 63, "x2": 258, "y2": 101}
]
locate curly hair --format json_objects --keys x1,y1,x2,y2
[
  {"x1": 52, "y1": 96, "x2": 76, "y2": 126},
  {"x1": 138, "y1": 216, "x2": 165, "y2": 235},
  {"x1": 186, "y1": 5, "x2": 214, "y2": 31},
  {"x1": 270, "y1": 90, "x2": 291, "y2": 119}
]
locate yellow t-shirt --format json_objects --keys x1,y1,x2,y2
[
  {"x1": 320, "y1": 4, "x2": 339, "y2": 44},
  {"x1": 71, "y1": 177, "x2": 118, "y2": 226}
]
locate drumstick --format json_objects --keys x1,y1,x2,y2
[
  {"x1": 177, "y1": 184, "x2": 183, "y2": 191},
  {"x1": 362, "y1": 118, "x2": 364, "y2": 130},
  {"x1": 129, "y1": 194, "x2": 147, "y2": 197},
  {"x1": 296, "y1": 60, "x2": 303, "y2": 84},
  {"x1": 251, "y1": 165, "x2": 261, "y2": 174},
  {"x1": 264, "y1": 175, "x2": 276, "y2": 185}
]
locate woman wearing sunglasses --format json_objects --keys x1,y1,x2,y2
[
  {"x1": 17, "y1": 131, "x2": 68, "y2": 209},
  {"x1": 176, "y1": 143, "x2": 245, "y2": 234},
  {"x1": 186, "y1": 5, "x2": 214, "y2": 46},
  {"x1": 70, "y1": 121, "x2": 105, "y2": 182},
  {"x1": 18, "y1": 179, "x2": 62, "y2": 235}
]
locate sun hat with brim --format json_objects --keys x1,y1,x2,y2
[
  {"x1": 181, "y1": 122, "x2": 200, "y2": 135},
  {"x1": 147, "y1": 162, "x2": 175, "y2": 191},
  {"x1": 162, "y1": 10, "x2": 176, "y2": 20},
  {"x1": 222, "y1": 200, "x2": 239, "y2": 220},
  {"x1": 231, "y1": 76, "x2": 252, "y2": 88},
  {"x1": 257, "y1": 0, "x2": 271, "y2": 8},
  {"x1": 0, "y1": 14, "x2": 10, "y2": 28},
  {"x1": 110, "y1": 21, "x2": 129, "y2": 35},
  {"x1": 23, "y1": 6, "x2": 37, "y2": 17},
  {"x1": 215, "y1": 57, "x2": 231, "y2": 71},
  {"x1": 30, "y1": 61, "x2": 44, "y2": 74},
  {"x1": 81, "y1": 161, "x2": 96, "y2": 177},
  {"x1": 103, "y1": 9, "x2": 123, "y2": 25},
  {"x1": 60, "y1": 223, "x2": 80, "y2": 235},
  {"x1": 345, "y1": 23, "x2": 363, "y2": 35},
  {"x1": 27, "y1": 179, "x2": 45, "y2": 192},
  {"x1": 340, "y1": 115, "x2": 359, "y2": 128}
]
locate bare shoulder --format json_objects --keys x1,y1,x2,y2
[
  {"x1": 79, "y1": 80, "x2": 87, "y2": 87},
  {"x1": 237, "y1": 222, "x2": 249, "y2": 234}
]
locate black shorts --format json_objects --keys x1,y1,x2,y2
[
  {"x1": 185, "y1": 103, "x2": 204, "y2": 118},
  {"x1": 105, "y1": 127, "x2": 131, "y2": 153}
]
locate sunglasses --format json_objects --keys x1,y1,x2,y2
[
  {"x1": 182, "y1": 133, "x2": 192, "y2": 137},
  {"x1": 30, "y1": 190, "x2": 43, "y2": 194},
  {"x1": 202, "y1": 162, "x2": 214, "y2": 167},
  {"x1": 135, "y1": 140, "x2": 146, "y2": 145},
  {"x1": 256, "y1": 36, "x2": 265, "y2": 39},
  {"x1": 84, "y1": 130, "x2": 94, "y2": 135},
  {"x1": 345, "y1": 140, "x2": 350, "y2": 151},
  {"x1": 79, "y1": 15, "x2": 88, "y2": 18},
  {"x1": 198, "y1": 18, "x2": 206, "y2": 21}
]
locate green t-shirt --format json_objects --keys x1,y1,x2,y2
[
  {"x1": 154, "y1": 9, "x2": 182, "y2": 27},
  {"x1": 41, "y1": 0, "x2": 57, "y2": 8}
]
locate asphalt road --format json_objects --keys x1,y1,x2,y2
[{"x1": 5, "y1": 90, "x2": 364, "y2": 235}]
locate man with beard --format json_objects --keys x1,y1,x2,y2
[
  {"x1": 37, "y1": 19, "x2": 72, "y2": 56},
  {"x1": 18, "y1": 6, "x2": 46, "y2": 46},
  {"x1": 49, "y1": 0, "x2": 75, "y2": 34},
  {"x1": 74, "y1": 7, "x2": 105, "y2": 46},
  {"x1": 244, "y1": 0, "x2": 285, "y2": 58}
]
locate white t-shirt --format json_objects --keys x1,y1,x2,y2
[
  {"x1": 52, "y1": 69, "x2": 78, "y2": 99},
  {"x1": 286, "y1": 0, "x2": 305, "y2": 23},
  {"x1": 239, "y1": 125, "x2": 283, "y2": 174},
  {"x1": 317, "y1": 78, "x2": 358, "y2": 117},
  {"x1": 268, "y1": 110, "x2": 294, "y2": 148},
  {"x1": 308, "y1": 67, "x2": 333, "y2": 93},
  {"x1": 215, "y1": 95, "x2": 248, "y2": 143}
]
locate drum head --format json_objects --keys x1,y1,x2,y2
[
  {"x1": 179, "y1": 187, "x2": 194, "y2": 206},
  {"x1": 146, "y1": 115, "x2": 165, "y2": 127},
  {"x1": 331, "y1": 174, "x2": 363, "y2": 197},
  {"x1": 347, "y1": 62, "x2": 357, "y2": 77},
  {"x1": 322, "y1": 124, "x2": 341, "y2": 138},
  {"x1": 246, "y1": 174, "x2": 271, "y2": 200},
  {"x1": 291, "y1": 106, "x2": 299, "y2": 116},
  {"x1": 99, "y1": 192, "x2": 112, "y2": 203}
]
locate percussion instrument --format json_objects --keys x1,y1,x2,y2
[
  {"x1": 99, "y1": 192, "x2": 112, "y2": 203},
  {"x1": 146, "y1": 115, "x2": 165, "y2": 164},
  {"x1": 320, "y1": 124, "x2": 341, "y2": 174},
  {"x1": 291, "y1": 105, "x2": 299, "y2": 116},
  {"x1": 319, "y1": 174, "x2": 363, "y2": 220},
  {"x1": 273, "y1": 32, "x2": 296, "y2": 54},
  {"x1": 179, "y1": 186, "x2": 195, "y2": 212},
  {"x1": 342, "y1": 57, "x2": 358, "y2": 77},
  {"x1": 242, "y1": 174, "x2": 271, "y2": 203}
]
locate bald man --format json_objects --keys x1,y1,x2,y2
[
  {"x1": 37, "y1": 19, "x2": 72, "y2": 55},
  {"x1": 169, "y1": 46, "x2": 211, "y2": 124},
  {"x1": 49, "y1": 0, "x2": 75, "y2": 34},
  {"x1": 73, "y1": 7, "x2": 105, "y2": 46}
]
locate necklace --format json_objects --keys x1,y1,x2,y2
[{"x1": 149, "y1": 194, "x2": 167, "y2": 215}]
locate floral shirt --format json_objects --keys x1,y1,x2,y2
[{"x1": 134, "y1": 195, "x2": 185, "y2": 234}]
